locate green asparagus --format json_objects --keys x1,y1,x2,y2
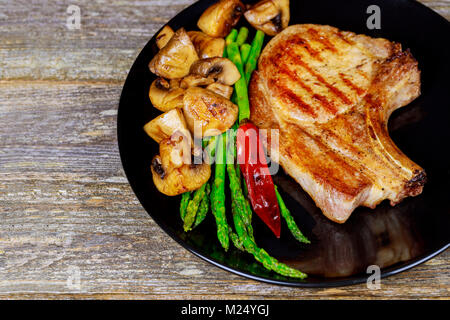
[
  {"x1": 275, "y1": 186, "x2": 310, "y2": 244},
  {"x1": 235, "y1": 27, "x2": 249, "y2": 46},
  {"x1": 230, "y1": 196, "x2": 307, "y2": 279},
  {"x1": 240, "y1": 43, "x2": 252, "y2": 65},
  {"x1": 204, "y1": 135, "x2": 218, "y2": 164},
  {"x1": 225, "y1": 28, "x2": 238, "y2": 45},
  {"x1": 183, "y1": 183, "x2": 207, "y2": 232},
  {"x1": 210, "y1": 133, "x2": 230, "y2": 251},
  {"x1": 228, "y1": 227, "x2": 245, "y2": 251},
  {"x1": 180, "y1": 192, "x2": 191, "y2": 221},
  {"x1": 244, "y1": 30, "x2": 265, "y2": 85},
  {"x1": 226, "y1": 42, "x2": 250, "y2": 123},
  {"x1": 193, "y1": 183, "x2": 211, "y2": 228}
]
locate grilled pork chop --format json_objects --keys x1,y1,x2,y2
[{"x1": 249, "y1": 24, "x2": 426, "y2": 223}]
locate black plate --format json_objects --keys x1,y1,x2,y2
[{"x1": 118, "y1": 0, "x2": 450, "y2": 287}]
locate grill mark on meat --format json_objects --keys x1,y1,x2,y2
[
  {"x1": 307, "y1": 28, "x2": 338, "y2": 52},
  {"x1": 284, "y1": 126, "x2": 369, "y2": 196},
  {"x1": 276, "y1": 66, "x2": 313, "y2": 94},
  {"x1": 335, "y1": 31, "x2": 355, "y2": 45},
  {"x1": 356, "y1": 68, "x2": 369, "y2": 80},
  {"x1": 312, "y1": 94, "x2": 338, "y2": 114},
  {"x1": 284, "y1": 49, "x2": 353, "y2": 105},
  {"x1": 274, "y1": 61, "x2": 338, "y2": 115},
  {"x1": 286, "y1": 35, "x2": 323, "y2": 61},
  {"x1": 269, "y1": 78, "x2": 317, "y2": 117},
  {"x1": 339, "y1": 73, "x2": 365, "y2": 95}
]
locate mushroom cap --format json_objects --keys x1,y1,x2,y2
[
  {"x1": 159, "y1": 132, "x2": 192, "y2": 173},
  {"x1": 156, "y1": 25, "x2": 175, "y2": 49},
  {"x1": 180, "y1": 74, "x2": 215, "y2": 89},
  {"x1": 182, "y1": 87, "x2": 238, "y2": 137},
  {"x1": 206, "y1": 82, "x2": 234, "y2": 99},
  {"x1": 149, "y1": 78, "x2": 185, "y2": 112},
  {"x1": 244, "y1": 0, "x2": 290, "y2": 36},
  {"x1": 190, "y1": 57, "x2": 241, "y2": 86},
  {"x1": 188, "y1": 31, "x2": 226, "y2": 59},
  {"x1": 197, "y1": 0, "x2": 245, "y2": 38},
  {"x1": 143, "y1": 108, "x2": 191, "y2": 145},
  {"x1": 149, "y1": 28, "x2": 199, "y2": 79},
  {"x1": 151, "y1": 155, "x2": 211, "y2": 196}
]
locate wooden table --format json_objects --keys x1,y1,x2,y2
[{"x1": 0, "y1": 0, "x2": 448, "y2": 299}]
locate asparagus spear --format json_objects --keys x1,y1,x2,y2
[
  {"x1": 227, "y1": 162, "x2": 255, "y2": 241},
  {"x1": 275, "y1": 186, "x2": 311, "y2": 244},
  {"x1": 183, "y1": 183, "x2": 207, "y2": 232},
  {"x1": 240, "y1": 43, "x2": 252, "y2": 65},
  {"x1": 223, "y1": 28, "x2": 238, "y2": 58},
  {"x1": 226, "y1": 42, "x2": 250, "y2": 123},
  {"x1": 204, "y1": 135, "x2": 218, "y2": 164},
  {"x1": 229, "y1": 227, "x2": 245, "y2": 251},
  {"x1": 235, "y1": 27, "x2": 249, "y2": 46},
  {"x1": 225, "y1": 28, "x2": 238, "y2": 45},
  {"x1": 230, "y1": 195, "x2": 307, "y2": 279},
  {"x1": 210, "y1": 133, "x2": 230, "y2": 251},
  {"x1": 193, "y1": 183, "x2": 211, "y2": 228},
  {"x1": 244, "y1": 30, "x2": 265, "y2": 85},
  {"x1": 180, "y1": 191, "x2": 191, "y2": 221}
]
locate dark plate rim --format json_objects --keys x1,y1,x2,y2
[{"x1": 117, "y1": 0, "x2": 450, "y2": 287}]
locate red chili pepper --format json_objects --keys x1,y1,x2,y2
[{"x1": 236, "y1": 121, "x2": 281, "y2": 238}]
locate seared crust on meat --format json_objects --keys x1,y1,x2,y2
[{"x1": 250, "y1": 24, "x2": 425, "y2": 223}]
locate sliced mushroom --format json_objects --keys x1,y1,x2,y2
[
  {"x1": 183, "y1": 87, "x2": 238, "y2": 137},
  {"x1": 190, "y1": 57, "x2": 241, "y2": 86},
  {"x1": 244, "y1": 0, "x2": 290, "y2": 36},
  {"x1": 156, "y1": 25, "x2": 175, "y2": 49},
  {"x1": 149, "y1": 28, "x2": 199, "y2": 79},
  {"x1": 159, "y1": 132, "x2": 192, "y2": 173},
  {"x1": 206, "y1": 82, "x2": 234, "y2": 99},
  {"x1": 180, "y1": 74, "x2": 215, "y2": 89},
  {"x1": 197, "y1": 0, "x2": 245, "y2": 38},
  {"x1": 151, "y1": 155, "x2": 211, "y2": 196},
  {"x1": 169, "y1": 78, "x2": 182, "y2": 88},
  {"x1": 188, "y1": 31, "x2": 226, "y2": 59},
  {"x1": 149, "y1": 78, "x2": 185, "y2": 112},
  {"x1": 143, "y1": 108, "x2": 192, "y2": 146}
]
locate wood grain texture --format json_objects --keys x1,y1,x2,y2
[{"x1": 0, "y1": 0, "x2": 448, "y2": 300}]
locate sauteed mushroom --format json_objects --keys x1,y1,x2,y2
[
  {"x1": 159, "y1": 132, "x2": 192, "y2": 173},
  {"x1": 188, "y1": 31, "x2": 226, "y2": 59},
  {"x1": 149, "y1": 28, "x2": 199, "y2": 79},
  {"x1": 182, "y1": 87, "x2": 238, "y2": 137},
  {"x1": 190, "y1": 57, "x2": 241, "y2": 86},
  {"x1": 149, "y1": 78, "x2": 185, "y2": 112},
  {"x1": 244, "y1": 0, "x2": 290, "y2": 36},
  {"x1": 151, "y1": 155, "x2": 211, "y2": 196},
  {"x1": 156, "y1": 25, "x2": 175, "y2": 49},
  {"x1": 143, "y1": 108, "x2": 191, "y2": 145},
  {"x1": 206, "y1": 82, "x2": 234, "y2": 99},
  {"x1": 180, "y1": 74, "x2": 215, "y2": 89},
  {"x1": 197, "y1": 0, "x2": 245, "y2": 38}
]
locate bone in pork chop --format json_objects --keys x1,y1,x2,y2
[{"x1": 249, "y1": 24, "x2": 426, "y2": 223}]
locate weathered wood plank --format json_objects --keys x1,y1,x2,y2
[
  {"x1": 0, "y1": 0, "x2": 448, "y2": 299},
  {"x1": 0, "y1": 0, "x2": 197, "y2": 82},
  {"x1": 0, "y1": 0, "x2": 448, "y2": 82}
]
